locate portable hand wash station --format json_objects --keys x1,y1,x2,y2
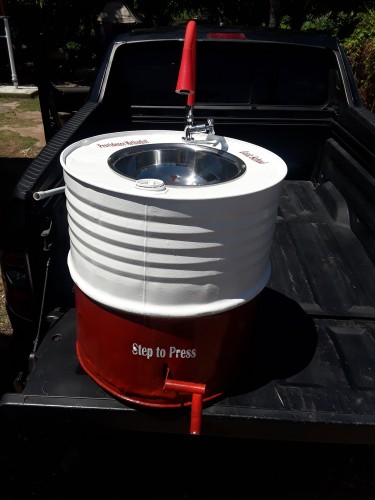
[{"x1": 59, "y1": 21, "x2": 287, "y2": 434}]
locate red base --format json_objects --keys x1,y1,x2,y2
[{"x1": 75, "y1": 286, "x2": 259, "y2": 408}]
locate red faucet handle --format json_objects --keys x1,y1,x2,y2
[{"x1": 176, "y1": 20, "x2": 196, "y2": 106}]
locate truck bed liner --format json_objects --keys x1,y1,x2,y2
[{"x1": 2, "y1": 180, "x2": 375, "y2": 443}]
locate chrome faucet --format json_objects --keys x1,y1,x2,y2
[{"x1": 183, "y1": 106, "x2": 215, "y2": 141}]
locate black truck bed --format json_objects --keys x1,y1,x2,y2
[{"x1": 2, "y1": 180, "x2": 375, "y2": 443}]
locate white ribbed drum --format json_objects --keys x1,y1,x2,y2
[{"x1": 60, "y1": 130, "x2": 287, "y2": 318}]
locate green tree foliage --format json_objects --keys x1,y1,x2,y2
[
  {"x1": 341, "y1": 9, "x2": 375, "y2": 111},
  {"x1": 2, "y1": 0, "x2": 113, "y2": 83},
  {"x1": 3, "y1": 0, "x2": 375, "y2": 110},
  {"x1": 301, "y1": 10, "x2": 357, "y2": 39}
]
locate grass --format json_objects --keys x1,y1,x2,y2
[
  {"x1": 0, "y1": 96, "x2": 42, "y2": 128},
  {"x1": 0, "y1": 129, "x2": 39, "y2": 152},
  {"x1": 0, "y1": 95, "x2": 41, "y2": 111},
  {"x1": 0, "y1": 96, "x2": 45, "y2": 158},
  {"x1": 0, "y1": 95, "x2": 44, "y2": 334}
]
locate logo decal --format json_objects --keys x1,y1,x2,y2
[
  {"x1": 97, "y1": 139, "x2": 150, "y2": 148},
  {"x1": 240, "y1": 151, "x2": 268, "y2": 164}
]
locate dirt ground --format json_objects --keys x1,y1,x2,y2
[
  {"x1": 0, "y1": 99, "x2": 45, "y2": 157},
  {"x1": 0, "y1": 97, "x2": 46, "y2": 339}
]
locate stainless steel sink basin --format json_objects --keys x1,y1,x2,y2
[{"x1": 108, "y1": 143, "x2": 246, "y2": 186}]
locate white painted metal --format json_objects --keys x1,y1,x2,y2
[
  {"x1": 1, "y1": 16, "x2": 18, "y2": 88},
  {"x1": 61, "y1": 130, "x2": 287, "y2": 318}
]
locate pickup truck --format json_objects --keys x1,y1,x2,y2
[{"x1": 1, "y1": 21, "x2": 375, "y2": 443}]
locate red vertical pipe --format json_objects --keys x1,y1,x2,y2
[
  {"x1": 164, "y1": 378, "x2": 206, "y2": 435},
  {"x1": 187, "y1": 27, "x2": 196, "y2": 107},
  {"x1": 175, "y1": 20, "x2": 197, "y2": 105},
  {"x1": 190, "y1": 393, "x2": 204, "y2": 435}
]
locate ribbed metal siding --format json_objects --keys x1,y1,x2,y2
[{"x1": 65, "y1": 175, "x2": 282, "y2": 318}]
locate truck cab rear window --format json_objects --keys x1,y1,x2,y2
[{"x1": 104, "y1": 40, "x2": 335, "y2": 107}]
